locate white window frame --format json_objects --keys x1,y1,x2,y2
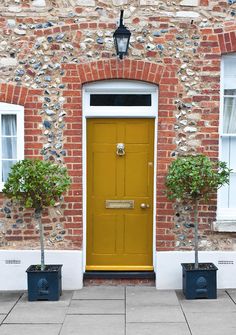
[
  {"x1": 83, "y1": 80, "x2": 157, "y2": 118},
  {"x1": 215, "y1": 55, "x2": 236, "y2": 231},
  {"x1": 0, "y1": 102, "x2": 24, "y2": 191}
]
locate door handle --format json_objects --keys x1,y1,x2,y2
[{"x1": 140, "y1": 203, "x2": 150, "y2": 209}]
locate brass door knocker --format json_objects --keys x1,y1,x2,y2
[{"x1": 116, "y1": 143, "x2": 125, "y2": 156}]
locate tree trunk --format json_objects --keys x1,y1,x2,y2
[
  {"x1": 35, "y1": 208, "x2": 45, "y2": 271},
  {"x1": 194, "y1": 199, "x2": 199, "y2": 269}
]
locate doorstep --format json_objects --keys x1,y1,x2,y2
[{"x1": 83, "y1": 271, "x2": 156, "y2": 280}]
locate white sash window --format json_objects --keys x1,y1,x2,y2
[
  {"x1": 218, "y1": 55, "x2": 236, "y2": 220},
  {"x1": 0, "y1": 103, "x2": 24, "y2": 191}
]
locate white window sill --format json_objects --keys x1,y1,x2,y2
[{"x1": 212, "y1": 220, "x2": 236, "y2": 232}]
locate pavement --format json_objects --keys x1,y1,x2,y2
[{"x1": 0, "y1": 287, "x2": 236, "y2": 335}]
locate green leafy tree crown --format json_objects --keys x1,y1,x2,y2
[
  {"x1": 165, "y1": 155, "x2": 231, "y2": 202},
  {"x1": 3, "y1": 159, "x2": 71, "y2": 210}
]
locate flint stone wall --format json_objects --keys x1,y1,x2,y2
[{"x1": 0, "y1": 0, "x2": 236, "y2": 252}]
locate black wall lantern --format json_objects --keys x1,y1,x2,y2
[{"x1": 113, "y1": 10, "x2": 131, "y2": 60}]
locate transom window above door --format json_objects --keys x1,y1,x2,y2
[
  {"x1": 90, "y1": 94, "x2": 152, "y2": 106},
  {"x1": 83, "y1": 80, "x2": 158, "y2": 118}
]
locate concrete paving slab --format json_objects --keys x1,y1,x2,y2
[
  {"x1": 179, "y1": 290, "x2": 236, "y2": 313},
  {"x1": 126, "y1": 323, "x2": 191, "y2": 335},
  {"x1": 20, "y1": 291, "x2": 73, "y2": 306},
  {"x1": 226, "y1": 289, "x2": 236, "y2": 304},
  {"x1": 0, "y1": 315, "x2": 6, "y2": 323},
  {"x1": 0, "y1": 292, "x2": 22, "y2": 314},
  {"x1": 72, "y1": 286, "x2": 125, "y2": 300},
  {"x1": 126, "y1": 287, "x2": 184, "y2": 323},
  {"x1": 126, "y1": 304, "x2": 185, "y2": 323},
  {"x1": 0, "y1": 324, "x2": 61, "y2": 335},
  {"x1": 3, "y1": 301, "x2": 67, "y2": 324},
  {"x1": 60, "y1": 315, "x2": 125, "y2": 335},
  {"x1": 126, "y1": 287, "x2": 179, "y2": 306},
  {"x1": 67, "y1": 299, "x2": 124, "y2": 314},
  {"x1": 1, "y1": 288, "x2": 236, "y2": 335},
  {"x1": 185, "y1": 312, "x2": 236, "y2": 335},
  {"x1": 178, "y1": 289, "x2": 232, "y2": 301},
  {"x1": 181, "y1": 300, "x2": 236, "y2": 313}
]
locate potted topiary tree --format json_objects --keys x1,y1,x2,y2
[
  {"x1": 3, "y1": 159, "x2": 71, "y2": 301},
  {"x1": 165, "y1": 154, "x2": 230, "y2": 299}
]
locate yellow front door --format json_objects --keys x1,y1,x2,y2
[{"x1": 86, "y1": 118, "x2": 154, "y2": 271}]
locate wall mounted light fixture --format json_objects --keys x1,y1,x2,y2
[{"x1": 113, "y1": 10, "x2": 131, "y2": 60}]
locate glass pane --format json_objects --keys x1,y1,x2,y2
[
  {"x1": 223, "y1": 97, "x2": 236, "y2": 133},
  {"x1": 219, "y1": 183, "x2": 229, "y2": 208},
  {"x1": 221, "y1": 137, "x2": 230, "y2": 163},
  {"x1": 224, "y1": 57, "x2": 236, "y2": 78},
  {"x1": 224, "y1": 57, "x2": 236, "y2": 89},
  {"x1": 229, "y1": 173, "x2": 236, "y2": 208},
  {"x1": 229, "y1": 137, "x2": 236, "y2": 170},
  {"x1": 1, "y1": 115, "x2": 16, "y2": 136},
  {"x1": 2, "y1": 160, "x2": 16, "y2": 182},
  {"x1": 90, "y1": 94, "x2": 151, "y2": 106},
  {"x1": 117, "y1": 37, "x2": 128, "y2": 53},
  {"x1": 224, "y1": 89, "x2": 236, "y2": 96},
  {"x1": 2, "y1": 137, "x2": 17, "y2": 159}
]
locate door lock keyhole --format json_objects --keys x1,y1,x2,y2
[{"x1": 116, "y1": 143, "x2": 125, "y2": 156}]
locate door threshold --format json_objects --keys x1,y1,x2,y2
[{"x1": 83, "y1": 271, "x2": 156, "y2": 280}]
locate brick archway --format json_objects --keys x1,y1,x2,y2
[
  {"x1": 77, "y1": 59, "x2": 166, "y2": 85},
  {"x1": 62, "y1": 59, "x2": 179, "y2": 87},
  {"x1": 217, "y1": 31, "x2": 236, "y2": 54},
  {"x1": 0, "y1": 83, "x2": 30, "y2": 105}
]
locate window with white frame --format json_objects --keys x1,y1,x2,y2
[
  {"x1": 218, "y1": 54, "x2": 236, "y2": 220},
  {"x1": 0, "y1": 103, "x2": 24, "y2": 191}
]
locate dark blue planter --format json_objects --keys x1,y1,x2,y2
[
  {"x1": 181, "y1": 263, "x2": 218, "y2": 299},
  {"x1": 26, "y1": 264, "x2": 62, "y2": 301}
]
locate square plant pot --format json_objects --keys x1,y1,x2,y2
[
  {"x1": 181, "y1": 263, "x2": 218, "y2": 300},
  {"x1": 26, "y1": 264, "x2": 62, "y2": 301}
]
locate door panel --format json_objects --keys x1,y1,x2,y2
[
  {"x1": 93, "y1": 151, "x2": 117, "y2": 195},
  {"x1": 93, "y1": 214, "x2": 117, "y2": 254},
  {"x1": 87, "y1": 118, "x2": 154, "y2": 271},
  {"x1": 125, "y1": 123, "x2": 149, "y2": 143},
  {"x1": 125, "y1": 152, "x2": 149, "y2": 196},
  {"x1": 124, "y1": 214, "x2": 149, "y2": 254},
  {"x1": 93, "y1": 123, "x2": 117, "y2": 142}
]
